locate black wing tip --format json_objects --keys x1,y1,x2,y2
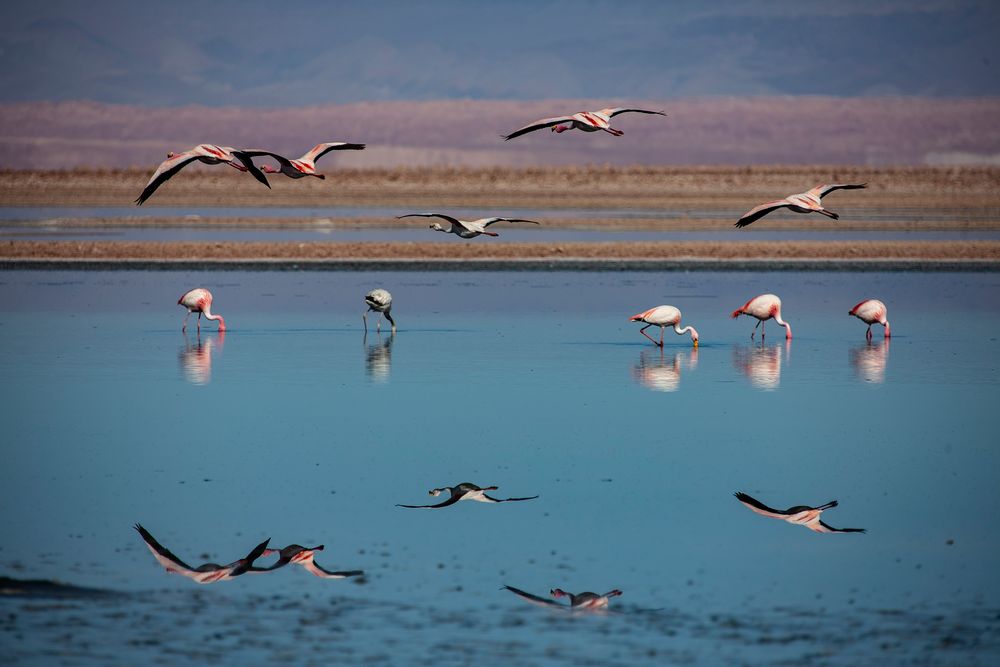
[{"x1": 734, "y1": 218, "x2": 750, "y2": 228}]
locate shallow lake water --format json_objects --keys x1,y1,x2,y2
[{"x1": 1, "y1": 269, "x2": 999, "y2": 665}]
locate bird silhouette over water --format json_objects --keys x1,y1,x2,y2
[
  {"x1": 134, "y1": 524, "x2": 270, "y2": 584},
  {"x1": 397, "y1": 483, "x2": 538, "y2": 509},
  {"x1": 734, "y1": 492, "x2": 866, "y2": 533},
  {"x1": 503, "y1": 585, "x2": 623, "y2": 610},
  {"x1": 251, "y1": 544, "x2": 364, "y2": 579}
]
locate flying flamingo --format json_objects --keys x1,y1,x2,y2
[
  {"x1": 629, "y1": 305, "x2": 699, "y2": 347},
  {"x1": 503, "y1": 585, "x2": 623, "y2": 610},
  {"x1": 503, "y1": 108, "x2": 666, "y2": 140},
  {"x1": 397, "y1": 213, "x2": 540, "y2": 239},
  {"x1": 735, "y1": 183, "x2": 867, "y2": 228},
  {"x1": 734, "y1": 492, "x2": 866, "y2": 534},
  {"x1": 397, "y1": 482, "x2": 538, "y2": 509},
  {"x1": 849, "y1": 299, "x2": 890, "y2": 340},
  {"x1": 243, "y1": 142, "x2": 366, "y2": 179},
  {"x1": 178, "y1": 288, "x2": 226, "y2": 333},
  {"x1": 135, "y1": 144, "x2": 271, "y2": 205},
  {"x1": 363, "y1": 288, "x2": 395, "y2": 333},
  {"x1": 252, "y1": 544, "x2": 364, "y2": 579},
  {"x1": 731, "y1": 294, "x2": 791, "y2": 340},
  {"x1": 134, "y1": 524, "x2": 270, "y2": 584}
]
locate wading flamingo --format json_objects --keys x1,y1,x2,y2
[
  {"x1": 397, "y1": 482, "x2": 538, "y2": 509},
  {"x1": 243, "y1": 142, "x2": 366, "y2": 179},
  {"x1": 731, "y1": 294, "x2": 791, "y2": 340},
  {"x1": 849, "y1": 299, "x2": 890, "y2": 340},
  {"x1": 735, "y1": 183, "x2": 867, "y2": 228},
  {"x1": 503, "y1": 108, "x2": 666, "y2": 140},
  {"x1": 363, "y1": 289, "x2": 395, "y2": 332},
  {"x1": 135, "y1": 144, "x2": 270, "y2": 205},
  {"x1": 629, "y1": 305, "x2": 699, "y2": 347},
  {"x1": 398, "y1": 213, "x2": 540, "y2": 239},
  {"x1": 734, "y1": 492, "x2": 866, "y2": 534},
  {"x1": 503, "y1": 585, "x2": 623, "y2": 610},
  {"x1": 252, "y1": 544, "x2": 364, "y2": 579},
  {"x1": 178, "y1": 288, "x2": 225, "y2": 333},
  {"x1": 134, "y1": 524, "x2": 270, "y2": 584}
]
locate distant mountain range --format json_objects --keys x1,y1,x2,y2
[{"x1": 1, "y1": 98, "x2": 998, "y2": 169}]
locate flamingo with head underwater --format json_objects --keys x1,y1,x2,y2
[
  {"x1": 178, "y1": 288, "x2": 225, "y2": 333},
  {"x1": 849, "y1": 298, "x2": 890, "y2": 340},
  {"x1": 629, "y1": 305, "x2": 699, "y2": 347},
  {"x1": 731, "y1": 294, "x2": 791, "y2": 340}
]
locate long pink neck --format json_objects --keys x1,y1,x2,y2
[
  {"x1": 773, "y1": 313, "x2": 792, "y2": 339},
  {"x1": 883, "y1": 321, "x2": 891, "y2": 337},
  {"x1": 203, "y1": 307, "x2": 226, "y2": 331},
  {"x1": 673, "y1": 324, "x2": 698, "y2": 341}
]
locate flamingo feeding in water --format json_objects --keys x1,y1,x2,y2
[
  {"x1": 503, "y1": 585, "x2": 623, "y2": 610},
  {"x1": 503, "y1": 108, "x2": 666, "y2": 140},
  {"x1": 734, "y1": 492, "x2": 866, "y2": 534},
  {"x1": 849, "y1": 299, "x2": 890, "y2": 340},
  {"x1": 252, "y1": 544, "x2": 364, "y2": 580},
  {"x1": 735, "y1": 183, "x2": 867, "y2": 228},
  {"x1": 629, "y1": 305, "x2": 699, "y2": 347},
  {"x1": 134, "y1": 524, "x2": 270, "y2": 584},
  {"x1": 397, "y1": 213, "x2": 540, "y2": 239},
  {"x1": 396, "y1": 482, "x2": 538, "y2": 509},
  {"x1": 731, "y1": 294, "x2": 791, "y2": 340},
  {"x1": 178, "y1": 288, "x2": 226, "y2": 333},
  {"x1": 243, "y1": 142, "x2": 366, "y2": 179},
  {"x1": 363, "y1": 289, "x2": 395, "y2": 333},
  {"x1": 135, "y1": 144, "x2": 271, "y2": 205}
]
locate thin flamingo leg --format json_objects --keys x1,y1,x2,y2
[
  {"x1": 363, "y1": 311, "x2": 368, "y2": 332},
  {"x1": 182, "y1": 310, "x2": 190, "y2": 332},
  {"x1": 866, "y1": 325, "x2": 873, "y2": 341},
  {"x1": 751, "y1": 319, "x2": 761, "y2": 340},
  {"x1": 658, "y1": 326, "x2": 665, "y2": 347},
  {"x1": 639, "y1": 324, "x2": 661, "y2": 346},
  {"x1": 197, "y1": 312, "x2": 202, "y2": 333}
]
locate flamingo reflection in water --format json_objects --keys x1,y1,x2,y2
[
  {"x1": 631, "y1": 347, "x2": 699, "y2": 392},
  {"x1": 851, "y1": 338, "x2": 889, "y2": 384},
  {"x1": 732, "y1": 340, "x2": 790, "y2": 390},
  {"x1": 364, "y1": 331, "x2": 394, "y2": 383},
  {"x1": 179, "y1": 331, "x2": 224, "y2": 385}
]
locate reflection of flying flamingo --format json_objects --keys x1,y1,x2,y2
[
  {"x1": 851, "y1": 339, "x2": 890, "y2": 384},
  {"x1": 134, "y1": 524, "x2": 270, "y2": 584},
  {"x1": 735, "y1": 183, "x2": 867, "y2": 228},
  {"x1": 629, "y1": 305, "x2": 699, "y2": 347},
  {"x1": 178, "y1": 288, "x2": 226, "y2": 333},
  {"x1": 632, "y1": 348, "x2": 698, "y2": 392},
  {"x1": 734, "y1": 492, "x2": 866, "y2": 534},
  {"x1": 135, "y1": 144, "x2": 271, "y2": 205},
  {"x1": 731, "y1": 294, "x2": 791, "y2": 340},
  {"x1": 849, "y1": 299, "x2": 891, "y2": 340},
  {"x1": 252, "y1": 545, "x2": 364, "y2": 579},
  {"x1": 397, "y1": 483, "x2": 538, "y2": 509},
  {"x1": 179, "y1": 331, "x2": 224, "y2": 385},
  {"x1": 244, "y1": 142, "x2": 366, "y2": 179},
  {"x1": 363, "y1": 289, "x2": 395, "y2": 332},
  {"x1": 364, "y1": 331, "x2": 393, "y2": 382},
  {"x1": 732, "y1": 342, "x2": 787, "y2": 390},
  {"x1": 503, "y1": 585, "x2": 623, "y2": 610},
  {"x1": 503, "y1": 107, "x2": 666, "y2": 140},
  {"x1": 398, "y1": 213, "x2": 540, "y2": 239}
]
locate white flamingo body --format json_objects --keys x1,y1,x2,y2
[
  {"x1": 503, "y1": 585, "x2": 623, "y2": 610},
  {"x1": 245, "y1": 142, "x2": 365, "y2": 179},
  {"x1": 849, "y1": 298, "x2": 890, "y2": 340},
  {"x1": 629, "y1": 305, "x2": 699, "y2": 347},
  {"x1": 734, "y1": 492, "x2": 865, "y2": 534},
  {"x1": 397, "y1": 482, "x2": 538, "y2": 509},
  {"x1": 363, "y1": 288, "x2": 395, "y2": 332},
  {"x1": 503, "y1": 107, "x2": 666, "y2": 140},
  {"x1": 135, "y1": 144, "x2": 270, "y2": 205},
  {"x1": 731, "y1": 294, "x2": 791, "y2": 340},
  {"x1": 178, "y1": 287, "x2": 225, "y2": 333},
  {"x1": 134, "y1": 524, "x2": 270, "y2": 584},
  {"x1": 398, "y1": 213, "x2": 540, "y2": 239},
  {"x1": 735, "y1": 183, "x2": 867, "y2": 228}
]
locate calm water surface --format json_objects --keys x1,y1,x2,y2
[{"x1": 1, "y1": 269, "x2": 998, "y2": 664}]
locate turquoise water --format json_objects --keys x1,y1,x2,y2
[{"x1": 1, "y1": 269, "x2": 999, "y2": 664}]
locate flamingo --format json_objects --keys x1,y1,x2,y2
[
  {"x1": 363, "y1": 288, "x2": 395, "y2": 332},
  {"x1": 735, "y1": 183, "x2": 867, "y2": 228},
  {"x1": 242, "y1": 142, "x2": 366, "y2": 179},
  {"x1": 849, "y1": 299, "x2": 890, "y2": 340},
  {"x1": 503, "y1": 585, "x2": 622, "y2": 610},
  {"x1": 731, "y1": 294, "x2": 791, "y2": 340},
  {"x1": 252, "y1": 544, "x2": 364, "y2": 580},
  {"x1": 178, "y1": 288, "x2": 226, "y2": 333},
  {"x1": 397, "y1": 482, "x2": 538, "y2": 509},
  {"x1": 134, "y1": 524, "x2": 270, "y2": 584},
  {"x1": 397, "y1": 213, "x2": 540, "y2": 239},
  {"x1": 734, "y1": 492, "x2": 866, "y2": 534},
  {"x1": 629, "y1": 305, "x2": 699, "y2": 347},
  {"x1": 135, "y1": 144, "x2": 271, "y2": 205},
  {"x1": 503, "y1": 108, "x2": 666, "y2": 140}
]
